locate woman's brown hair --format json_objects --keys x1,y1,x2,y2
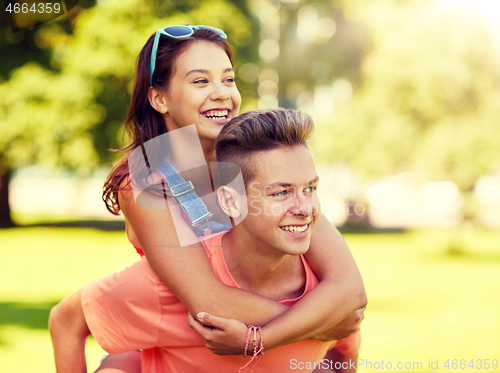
[{"x1": 103, "y1": 28, "x2": 234, "y2": 215}]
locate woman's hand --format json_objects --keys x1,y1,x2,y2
[{"x1": 187, "y1": 312, "x2": 249, "y2": 355}]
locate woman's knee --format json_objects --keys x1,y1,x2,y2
[{"x1": 49, "y1": 289, "x2": 90, "y2": 338}]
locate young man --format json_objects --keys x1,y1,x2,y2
[{"x1": 81, "y1": 108, "x2": 361, "y2": 372}]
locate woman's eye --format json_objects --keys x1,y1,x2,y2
[
  {"x1": 194, "y1": 78, "x2": 209, "y2": 84},
  {"x1": 223, "y1": 77, "x2": 235, "y2": 84}
]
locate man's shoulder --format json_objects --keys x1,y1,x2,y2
[
  {"x1": 199, "y1": 231, "x2": 237, "y2": 287},
  {"x1": 199, "y1": 230, "x2": 229, "y2": 258}
]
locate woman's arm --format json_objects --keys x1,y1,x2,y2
[
  {"x1": 187, "y1": 213, "x2": 367, "y2": 354},
  {"x1": 123, "y1": 188, "x2": 365, "y2": 351},
  {"x1": 121, "y1": 187, "x2": 288, "y2": 324}
]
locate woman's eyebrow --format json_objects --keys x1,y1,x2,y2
[
  {"x1": 185, "y1": 67, "x2": 235, "y2": 77},
  {"x1": 185, "y1": 69, "x2": 209, "y2": 77}
]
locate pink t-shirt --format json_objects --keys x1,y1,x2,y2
[{"x1": 82, "y1": 231, "x2": 359, "y2": 373}]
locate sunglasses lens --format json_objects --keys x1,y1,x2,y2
[
  {"x1": 164, "y1": 26, "x2": 193, "y2": 37},
  {"x1": 197, "y1": 25, "x2": 227, "y2": 39}
]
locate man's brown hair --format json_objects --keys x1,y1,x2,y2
[{"x1": 215, "y1": 108, "x2": 314, "y2": 189}]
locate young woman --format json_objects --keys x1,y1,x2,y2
[{"x1": 49, "y1": 25, "x2": 366, "y2": 373}]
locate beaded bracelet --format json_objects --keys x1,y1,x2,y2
[
  {"x1": 239, "y1": 325, "x2": 264, "y2": 372},
  {"x1": 243, "y1": 325, "x2": 253, "y2": 358},
  {"x1": 257, "y1": 326, "x2": 264, "y2": 355}
]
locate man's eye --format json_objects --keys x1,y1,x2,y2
[
  {"x1": 304, "y1": 186, "x2": 317, "y2": 193},
  {"x1": 273, "y1": 190, "x2": 288, "y2": 197}
]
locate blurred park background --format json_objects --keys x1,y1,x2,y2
[{"x1": 1, "y1": 0, "x2": 499, "y2": 372}]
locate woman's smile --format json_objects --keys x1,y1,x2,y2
[{"x1": 163, "y1": 40, "x2": 241, "y2": 141}]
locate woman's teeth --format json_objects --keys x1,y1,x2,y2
[
  {"x1": 204, "y1": 109, "x2": 228, "y2": 119},
  {"x1": 280, "y1": 224, "x2": 309, "y2": 233}
]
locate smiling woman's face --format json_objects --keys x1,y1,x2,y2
[{"x1": 162, "y1": 40, "x2": 242, "y2": 145}]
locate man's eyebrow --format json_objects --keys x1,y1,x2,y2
[
  {"x1": 307, "y1": 176, "x2": 320, "y2": 185},
  {"x1": 265, "y1": 176, "x2": 320, "y2": 189},
  {"x1": 185, "y1": 67, "x2": 235, "y2": 77},
  {"x1": 265, "y1": 182, "x2": 292, "y2": 189}
]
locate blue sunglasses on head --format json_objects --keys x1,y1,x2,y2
[{"x1": 149, "y1": 25, "x2": 228, "y2": 86}]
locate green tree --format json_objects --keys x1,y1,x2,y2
[
  {"x1": 0, "y1": 1, "x2": 98, "y2": 227},
  {"x1": 313, "y1": 0, "x2": 500, "y2": 205},
  {"x1": 0, "y1": 0, "x2": 255, "y2": 227},
  {"x1": 277, "y1": 0, "x2": 369, "y2": 108}
]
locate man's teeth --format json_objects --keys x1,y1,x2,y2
[
  {"x1": 205, "y1": 109, "x2": 228, "y2": 119},
  {"x1": 280, "y1": 224, "x2": 308, "y2": 233}
]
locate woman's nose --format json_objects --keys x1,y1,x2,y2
[{"x1": 210, "y1": 83, "x2": 230, "y2": 101}]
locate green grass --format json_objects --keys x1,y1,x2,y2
[
  {"x1": 0, "y1": 224, "x2": 499, "y2": 372},
  {"x1": 346, "y1": 227, "x2": 500, "y2": 372},
  {"x1": 0, "y1": 224, "x2": 138, "y2": 372}
]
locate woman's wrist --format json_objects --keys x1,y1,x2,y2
[
  {"x1": 259, "y1": 325, "x2": 281, "y2": 352},
  {"x1": 239, "y1": 325, "x2": 264, "y2": 371}
]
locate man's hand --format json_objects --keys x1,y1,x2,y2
[
  {"x1": 187, "y1": 312, "x2": 248, "y2": 355},
  {"x1": 313, "y1": 306, "x2": 365, "y2": 341}
]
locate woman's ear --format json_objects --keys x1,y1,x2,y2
[
  {"x1": 217, "y1": 186, "x2": 241, "y2": 219},
  {"x1": 148, "y1": 86, "x2": 169, "y2": 114}
]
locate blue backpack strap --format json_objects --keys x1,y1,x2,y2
[{"x1": 155, "y1": 158, "x2": 230, "y2": 236}]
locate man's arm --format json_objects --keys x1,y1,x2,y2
[{"x1": 49, "y1": 289, "x2": 90, "y2": 373}]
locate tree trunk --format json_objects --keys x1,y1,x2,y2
[{"x1": 0, "y1": 169, "x2": 14, "y2": 227}]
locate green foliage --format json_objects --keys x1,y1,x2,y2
[
  {"x1": 0, "y1": 0, "x2": 257, "y2": 225},
  {"x1": 0, "y1": 0, "x2": 256, "y2": 175},
  {"x1": 315, "y1": 0, "x2": 500, "y2": 191},
  {"x1": 0, "y1": 0, "x2": 257, "y2": 226},
  {"x1": 0, "y1": 62, "x2": 101, "y2": 175},
  {"x1": 278, "y1": 0, "x2": 370, "y2": 107}
]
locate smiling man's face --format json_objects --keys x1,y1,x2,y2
[{"x1": 239, "y1": 144, "x2": 321, "y2": 258}]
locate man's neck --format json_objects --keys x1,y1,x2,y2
[
  {"x1": 201, "y1": 139, "x2": 217, "y2": 164},
  {"x1": 221, "y1": 229, "x2": 306, "y2": 302}
]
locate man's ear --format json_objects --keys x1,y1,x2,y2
[
  {"x1": 217, "y1": 186, "x2": 241, "y2": 219},
  {"x1": 148, "y1": 86, "x2": 169, "y2": 114}
]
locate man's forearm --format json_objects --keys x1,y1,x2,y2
[{"x1": 49, "y1": 289, "x2": 90, "y2": 373}]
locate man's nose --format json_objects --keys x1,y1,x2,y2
[{"x1": 288, "y1": 193, "x2": 315, "y2": 217}]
